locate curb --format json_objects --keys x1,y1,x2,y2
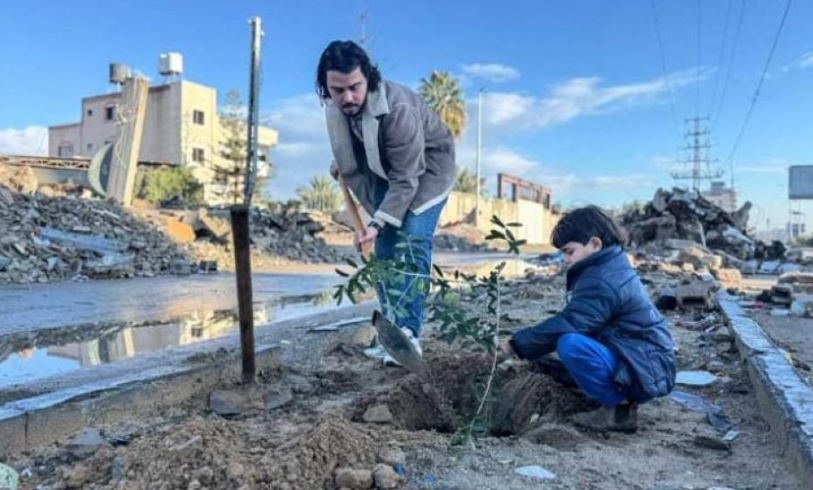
[{"x1": 717, "y1": 292, "x2": 813, "y2": 488}]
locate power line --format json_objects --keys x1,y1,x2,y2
[
  {"x1": 649, "y1": 0, "x2": 682, "y2": 141},
  {"x1": 712, "y1": 0, "x2": 746, "y2": 130},
  {"x1": 708, "y1": 0, "x2": 734, "y2": 117},
  {"x1": 724, "y1": 0, "x2": 793, "y2": 165}
]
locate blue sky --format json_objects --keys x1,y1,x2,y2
[{"x1": 1, "y1": 0, "x2": 812, "y2": 231}]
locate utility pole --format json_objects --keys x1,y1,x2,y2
[
  {"x1": 358, "y1": 0, "x2": 369, "y2": 48},
  {"x1": 671, "y1": 116, "x2": 722, "y2": 192},
  {"x1": 475, "y1": 89, "x2": 483, "y2": 227}
]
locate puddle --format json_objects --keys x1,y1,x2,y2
[{"x1": 0, "y1": 297, "x2": 334, "y2": 390}]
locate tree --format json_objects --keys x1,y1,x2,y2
[
  {"x1": 297, "y1": 175, "x2": 343, "y2": 214},
  {"x1": 214, "y1": 89, "x2": 248, "y2": 205},
  {"x1": 454, "y1": 167, "x2": 486, "y2": 195},
  {"x1": 419, "y1": 71, "x2": 467, "y2": 139}
]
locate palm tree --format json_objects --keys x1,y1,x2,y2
[
  {"x1": 453, "y1": 167, "x2": 485, "y2": 195},
  {"x1": 297, "y1": 175, "x2": 343, "y2": 214},
  {"x1": 419, "y1": 71, "x2": 467, "y2": 139}
]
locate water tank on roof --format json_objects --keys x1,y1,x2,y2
[
  {"x1": 109, "y1": 63, "x2": 131, "y2": 85},
  {"x1": 158, "y1": 52, "x2": 183, "y2": 76}
]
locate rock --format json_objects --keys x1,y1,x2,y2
[
  {"x1": 378, "y1": 447, "x2": 407, "y2": 469},
  {"x1": 372, "y1": 464, "x2": 399, "y2": 489},
  {"x1": 741, "y1": 260, "x2": 759, "y2": 275},
  {"x1": 693, "y1": 435, "x2": 731, "y2": 451},
  {"x1": 284, "y1": 374, "x2": 315, "y2": 394},
  {"x1": 770, "y1": 308, "x2": 791, "y2": 317},
  {"x1": 676, "y1": 370, "x2": 718, "y2": 386},
  {"x1": 791, "y1": 300, "x2": 806, "y2": 316},
  {"x1": 363, "y1": 404, "x2": 394, "y2": 424},
  {"x1": 514, "y1": 465, "x2": 557, "y2": 480},
  {"x1": 209, "y1": 388, "x2": 264, "y2": 416},
  {"x1": 334, "y1": 468, "x2": 374, "y2": 489},
  {"x1": 169, "y1": 259, "x2": 192, "y2": 276},
  {"x1": 68, "y1": 427, "x2": 108, "y2": 457},
  {"x1": 263, "y1": 384, "x2": 293, "y2": 410},
  {"x1": 63, "y1": 464, "x2": 91, "y2": 488},
  {"x1": 0, "y1": 185, "x2": 14, "y2": 206},
  {"x1": 0, "y1": 257, "x2": 10, "y2": 272},
  {"x1": 0, "y1": 463, "x2": 19, "y2": 490},
  {"x1": 759, "y1": 261, "x2": 781, "y2": 274}
]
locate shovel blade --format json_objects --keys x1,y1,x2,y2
[{"x1": 372, "y1": 310, "x2": 430, "y2": 379}]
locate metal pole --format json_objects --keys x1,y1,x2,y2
[
  {"x1": 231, "y1": 16, "x2": 263, "y2": 385},
  {"x1": 475, "y1": 89, "x2": 482, "y2": 227},
  {"x1": 244, "y1": 16, "x2": 262, "y2": 204}
]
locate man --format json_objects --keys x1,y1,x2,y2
[{"x1": 316, "y1": 40, "x2": 456, "y2": 361}]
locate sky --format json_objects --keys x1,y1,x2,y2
[{"x1": 1, "y1": 0, "x2": 812, "y2": 231}]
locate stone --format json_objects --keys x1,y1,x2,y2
[
  {"x1": 741, "y1": 260, "x2": 759, "y2": 275},
  {"x1": 759, "y1": 261, "x2": 781, "y2": 274},
  {"x1": 334, "y1": 468, "x2": 374, "y2": 489},
  {"x1": 693, "y1": 435, "x2": 731, "y2": 451},
  {"x1": 0, "y1": 257, "x2": 10, "y2": 272},
  {"x1": 0, "y1": 463, "x2": 18, "y2": 490},
  {"x1": 711, "y1": 268, "x2": 742, "y2": 287},
  {"x1": 771, "y1": 284, "x2": 794, "y2": 305},
  {"x1": 791, "y1": 300, "x2": 806, "y2": 316},
  {"x1": 372, "y1": 464, "x2": 399, "y2": 489},
  {"x1": 169, "y1": 259, "x2": 192, "y2": 276},
  {"x1": 351, "y1": 323, "x2": 378, "y2": 348},
  {"x1": 284, "y1": 374, "x2": 315, "y2": 394},
  {"x1": 676, "y1": 370, "x2": 718, "y2": 386},
  {"x1": 378, "y1": 447, "x2": 407, "y2": 469},
  {"x1": 263, "y1": 384, "x2": 293, "y2": 410},
  {"x1": 0, "y1": 185, "x2": 14, "y2": 206},
  {"x1": 678, "y1": 245, "x2": 716, "y2": 270},
  {"x1": 514, "y1": 465, "x2": 557, "y2": 480},
  {"x1": 363, "y1": 404, "x2": 394, "y2": 424},
  {"x1": 63, "y1": 464, "x2": 91, "y2": 488},
  {"x1": 67, "y1": 427, "x2": 108, "y2": 457},
  {"x1": 209, "y1": 388, "x2": 264, "y2": 416}
]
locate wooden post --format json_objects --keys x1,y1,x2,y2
[{"x1": 230, "y1": 205, "x2": 255, "y2": 383}]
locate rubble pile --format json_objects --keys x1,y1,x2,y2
[
  {"x1": 621, "y1": 188, "x2": 758, "y2": 260},
  {"x1": 249, "y1": 203, "x2": 346, "y2": 263},
  {"x1": 0, "y1": 183, "x2": 193, "y2": 284},
  {"x1": 433, "y1": 222, "x2": 490, "y2": 252}
]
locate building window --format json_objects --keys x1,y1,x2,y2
[
  {"x1": 106, "y1": 106, "x2": 116, "y2": 121},
  {"x1": 193, "y1": 110, "x2": 205, "y2": 125},
  {"x1": 58, "y1": 144, "x2": 74, "y2": 157},
  {"x1": 86, "y1": 143, "x2": 93, "y2": 152},
  {"x1": 86, "y1": 109, "x2": 93, "y2": 117},
  {"x1": 192, "y1": 148, "x2": 205, "y2": 163}
]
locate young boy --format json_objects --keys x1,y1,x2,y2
[{"x1": 509, "y1": 206, "x2": 676, "y2": 432}]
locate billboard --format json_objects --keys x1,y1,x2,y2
[{"x1": 789, "y1": 165, "x2": 813, "y2": 200}]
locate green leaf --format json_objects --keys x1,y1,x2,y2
[
  {"x1": 335, "y1": 268, "x2": 349, "y2": 277},
  {"x1": 490, "y1": 214, "x2": 505, "y2": 227},
  {"x1": 485, "y1": 230, "x2": 506, "y2": 241},
  {"x1": 506, "y1": 222, "x2": 522, "y2": 227},
  {"x1": 345, "y1": 258, "x2": 358, "y2": 268}
]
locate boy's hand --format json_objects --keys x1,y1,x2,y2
[{"x1": 499, "y1": 338, "x2": 518, "y2": 359}]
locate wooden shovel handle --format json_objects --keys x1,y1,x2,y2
[{"x1": 338, "y1": 175, "x2": 373, "y2": 259}]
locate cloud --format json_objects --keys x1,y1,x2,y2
[
  {"x1": 736, "y1": 162, "x2": 788, "y2": 174},
  {"x1": 260, "y1": 95, "x2": 333, "y2": 198},
  {"x1": 782, "y1": 52, "x2": 813, "y2": 72},
  {"x1": 461, "y1": 63, "x2": 520, "y2": 83},
  {"x1": 477, "y1": 67, "x2": 711, "y2": 133},
  {"x1": 0, "y1": 126, "x2": 48, "y2": 155}
]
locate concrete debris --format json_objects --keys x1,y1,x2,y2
[
  {"x1": 334, "y1": 468, "x2": 374, "y2": 489},
  {"x1": 372, "y1": 464, "x2": 400, "y2": 489},
  {"x1": 209, "y1": 388, "x2": 264, "y2": 417},
  {"x1": 434, "y1": 222, "x2": 491, "y2": 252},
  {"x1": 675, "y1": 282, "x2": 715, "y2": 310},
  {"x1": 622, "y1": 188, "x2": 762, "y2": 260},
  {"x1": 249, "y1": 203, "x2": 346, "y2": 263},
  {"x1": 0, "y1": 183, "x2": 192, "y2": 284},
  {"x1": 378, "y1": 447, "x2": 406, "y2": 469},
  {"x1": 693, "y1": 435, "x2": 731, "y2": 451},
  {"x1": 770, "y1": 284, "x2": 794, "y2": 306},
  {"x1": 362, "y1": 404, "x2": 394, "y2": 424},
  {"x1": 67, "y1": 427, "x2": 109, "y2": 458},
  {"x1": 654, "y1": 287, "x2": 678, "y2": 311}
]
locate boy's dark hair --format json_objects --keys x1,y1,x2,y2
[
  {"x1": 551, "y1": 205, "x2": 627, "y2": 249},
  {"x1": 315, "y1": 40, "x2": 382, "y2": 100}
]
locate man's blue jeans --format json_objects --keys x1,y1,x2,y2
[
  {"x1": 556, "y1": 333, "x2": 627, "y2": 407},
  {"x1": 373, "y1": 190, "x2": 447, "y2": 337}
]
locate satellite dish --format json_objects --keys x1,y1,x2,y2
[{"x1": 88, "y1": 143, "x2": 114, "y2": 196}]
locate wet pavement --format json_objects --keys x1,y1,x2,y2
[{"x1": 0, "y1": 252, "x2": 545, "y2": 390}]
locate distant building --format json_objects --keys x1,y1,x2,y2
[
  {"x1": 48, "y1": 57, "x2": 278, "y2": 205},
  {"x1": 702, "y1": 181, "x2": 737, "y2": 213}
]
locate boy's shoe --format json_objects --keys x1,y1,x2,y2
[{"x1": 574, "y1": 403, "x2": 638, "y2": 433}]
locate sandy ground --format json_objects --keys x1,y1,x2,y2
[{"x1": 7, "y1": 267, "x2": 804, "y2": 490}]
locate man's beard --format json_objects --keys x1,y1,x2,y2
[{"x1": 341, "y1": 103, "x2": 361, "y2": 115}]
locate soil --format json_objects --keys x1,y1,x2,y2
[{"x1": 8, "y1": 268, "x2": 805, "y2": 489}]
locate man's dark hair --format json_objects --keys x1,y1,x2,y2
[
  {"x1": 315, "y1": 40, "x2": 382, "y2": 99},
  {"x1": 551, "y1": 205, "x2": 627, "y2": 249}
]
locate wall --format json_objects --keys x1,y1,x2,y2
[
  {"x1": 439, "y1": 191, "x2": 559, "y2": 245},
  {"x1": 48, "y1": 124, "x2": 81, "y2": 157}
]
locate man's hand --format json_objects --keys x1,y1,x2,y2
[
  {"x1": 353, "y1": 225, "x2": 378, "y2": 252},
  {"x1": 329, "y1": 160, "x2": 340, "y2": 181}
]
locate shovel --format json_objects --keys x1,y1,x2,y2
[
  {"x1": 372, "y1": 310, "x2": 430, "y2": 380},
  {"x1": 337, "y1": 174, "x2": 373, "y2": 259}
]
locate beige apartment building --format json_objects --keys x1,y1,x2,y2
[
  {"x1": 702, "y1": 181, "x2": 738, "y2": 213},
  {"x1": 49, "y1": 78, "x2": 278, "y2": 204}
]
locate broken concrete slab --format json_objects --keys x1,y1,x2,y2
[
  {"x1": 655, "y1": 287, "x2": 678, "y2": 311},
  {"x1": 362, "y1": 404, "x2": 394, "y2": 424},
  {"x1": 67, "y1": 427, "x2": 109, "y2": 457},
  {"x1": 209, "y1": 388, "x2": 265, "y2": 417},
  {"x1": 675, "y1": 282, "x2": 714, "y2": 310},
  {"x1": 334, "y1": 468, "x2": 374, "y2": 489},
  {"x1": 771, "y1": 284, "x2": 794, "y2": 306}
]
